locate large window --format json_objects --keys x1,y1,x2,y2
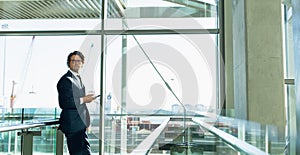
[
  {"x1": 104, "y1": 34, "x2": 217, "y2": 114},
  {"x1": 0, "y1": 1, "x2": 220, "y2": 110},
  {"x1": 0, "y1": 0, "x2": 221, "y2": 154}
]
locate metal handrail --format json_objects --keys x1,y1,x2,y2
[
  {"x1": 0, "y1": 119, "x2": 59, "y2": 132},
  {"x1": 193, "y1": 118, "x2": 269, "y2": 155}
]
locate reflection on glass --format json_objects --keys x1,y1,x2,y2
[
  {"x1": 106, "y1": 0, "x2": 218, "y2": 30},
  {"x1": 105, "y1": 34, "x2": 217, "y2": 115},
  {"x1": 124, "y1": 0, "x2": 217, "y2": 18},
  {"x1": 0, "y1": 36, "x2": 94, "y2": 108},
  {"x1": 283, "y1": 3, "x2": 295, "y2": 155}
]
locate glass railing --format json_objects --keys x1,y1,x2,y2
[
  {"x1": 0, "y1": 108, "x2": 61, "y2": 155},
  {"x1": 123, "y1": 115, "x2": 285, "y2": 155},
  {"x1": 0, "y1": 108, "x2": 286, "y2": 155},
  {"x1": 0, "y1": 108, "x2": 60, "y2": 124},
  {"x1": 212, "y1": 116, "x2": 286, "y2": 154},
  {"x1": 100, "y1": 114, "x2": 284, "y2": 154}
]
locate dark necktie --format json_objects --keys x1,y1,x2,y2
[{"x1": 77, "y1": 75, "x2": 83, "y2": 87}]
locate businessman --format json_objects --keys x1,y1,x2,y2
[{"x1": 57, "y1": 51, "x2": 95, "y2": 155}]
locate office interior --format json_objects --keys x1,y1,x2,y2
[{"x1": 0, "y1": 0, "x2": 299, "y2": 154}]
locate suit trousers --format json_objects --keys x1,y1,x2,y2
[{"x1": 65, "y1": 129, "x2": 91, "y2": 155}]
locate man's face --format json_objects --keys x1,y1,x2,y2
[{"x1": 69, "y1": 55, "x2": 83, "y2": 73}]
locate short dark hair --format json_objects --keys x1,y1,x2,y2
[{"x1": 67, "y1": 51, "x2": 85, "y2": 67}]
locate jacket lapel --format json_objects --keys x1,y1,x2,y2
[{"x1": 66, "y1": 71, "x2": 83, "y2": 88}]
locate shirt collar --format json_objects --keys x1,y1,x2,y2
[{"x1": 69, "y1": 69, "x2": 80, "y2": 77}]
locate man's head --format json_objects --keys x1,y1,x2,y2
[{"x1": 67, "y1": 51, "x2": 85, "y2": 73}]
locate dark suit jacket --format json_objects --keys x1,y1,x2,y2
[{"x1": 57, "y1": 71, "x2": 90, "y2": 134}]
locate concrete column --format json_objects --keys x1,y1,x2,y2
[{"x1": 232, "y1": 0, "x2": 285, "y2": 133}]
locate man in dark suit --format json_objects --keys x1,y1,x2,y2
[{"x1": 57, "y1": 51, "x2": 95, "y2": 155}]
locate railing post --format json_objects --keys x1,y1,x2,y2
[
  {"x1": 56, "y1": 129, "x2": 64, "y2": 155},
  {"x1": 18, "y1": 130, "x2": 41, "y2": 155}
]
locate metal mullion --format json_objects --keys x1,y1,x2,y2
[
  {"x1": 217, "y1": 0, "x2": 225, "y2": 115},
  {"x1": 0, "y1": 29, "x2": 219, "y2": 36},
  {"x1": 0, "y1": 30, "x2": 88, "y2": 36},
  {"x1": 99, "y1": 0, "x2": 108, "y2": 153},
  {"x1": 104, "y1": 29, "x2": 219, "y2": 35}
]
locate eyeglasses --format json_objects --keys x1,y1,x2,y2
[{"x1": 70, "y1": 60, "x2": 82, "y2": 63}]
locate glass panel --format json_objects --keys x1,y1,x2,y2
[
  {"x1": 0, "y1": 107, "x2": 61, "y2": 154},
  {"x1": 0, "y1": 108, "x2": 60, "y2": 126},
  {"x1": 286, "y1": 85, "x2": 296, "y2": 155},
  {"x1": 0, "y1": 0, "x2": 219, "y2": 31},
  {"x1": 103, "y1": 115, "x2": 168, "y2": 154},
  {"x1": 283, "y1": 3, "x2": 295, "y2": 155},
  {"x1": 0, "y1": 35, "x2": 101, "y2": 108},
  {"x1": 103, "y1": 33, "x2": 218, "y2": 154},
  {"x1": 213, "y1": 116, "x2": 286, "y2": 154},
  {"x1": 0, "y1": 130, "x2": 19, "y2": 154},
  {"x1": 0, "y1": 125, "x2": 62, "y2": 154},
  {"x1": 107, "y1": 0, "x2": 219, "y2": 30},
  {"x1": 106, "y1": 34, "x2": 217, "y2": 114},
  {"x1": 283, "y1": 4, "x2": 294, "y2": 79},
  {"x1": 122, "y1": 0, "x2": 217, "y2": 18},
  {"x1": 0, "y1": 1, "x2": 222, "y2": 155}
]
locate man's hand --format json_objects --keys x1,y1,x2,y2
[{"x1": 83, "y1": 94, "x2": 95, "y2": 103}]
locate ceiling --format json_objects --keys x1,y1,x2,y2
[
  {"x1": 0, "y1": 0, "x2": 125, "y2": 19},
  {"x1": 0, "y1": 0, "x2": 216, "y2": 19}
]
